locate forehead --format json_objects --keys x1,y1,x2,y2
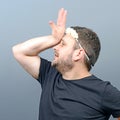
[{"x1": 62, "y1": 33, "x2": 76, "y2": 44}]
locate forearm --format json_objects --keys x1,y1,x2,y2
[
  {"x1": 12, "y1": 35, "x2": 57, "y2": 57},
  {"x1": 12, "y1": 8, "x2": 67, "y2": 79}
]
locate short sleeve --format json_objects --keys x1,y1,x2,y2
[
  {"x1": 37, "y1": 58, "x2": 52, "y2": 87},
  {"x1": 102, "y1": 82, "x2": 120, "y2": 118}
]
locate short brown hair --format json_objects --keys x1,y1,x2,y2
[{"x1": 71, "y1": 26, "x2": 101, "y2": 71}]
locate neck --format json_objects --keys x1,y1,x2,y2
[{"x1": 62, "y1": 66, "x2": 91, "y2": 80}]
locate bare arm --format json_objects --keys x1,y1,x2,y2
[
  {"x1": 12, "y1": 35, "x2": 57, "y2": 79},
  {"x1": 12, "y1": 8, "x2": 67, "y2": 79}
]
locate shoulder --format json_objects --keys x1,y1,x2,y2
[
  {"x1": 38, "y1": 58, "x2": 60, "y2": 86},
  {"x1": 82, "y1": 75, "x2": 111, "y2": 89}
]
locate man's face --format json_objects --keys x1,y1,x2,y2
[{"x1": 52, "y1": 34, "x2": 76, "y2": 73}]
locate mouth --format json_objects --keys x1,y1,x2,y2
[
  {"x1": 53, "y1": 52, "x2": 59, "y2": 61},
  {"x1": 54, "y1": 51, "x2": 59, "y2": 57}
]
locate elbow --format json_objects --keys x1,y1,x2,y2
[
  {"x1": 12, "y1": 45, "x2": 18, "y2": 57},
  {"x1": 12, "y1": 45, "x2": 22, "y2": 60},
  {"x1": 12, "y1": 45, "x2": 17, "y2": 58}
]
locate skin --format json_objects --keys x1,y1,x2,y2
[
  {"x1": 12, "y1": 8, "x2": 120, "y2": 119},
  {"x1": 12, "y1": 8, "x2": 67, "y2": 79},
  {"x1": 12, "y1": 8, "x2": 90, "y2": 80},
  {"x1": 52, "y1": 34, "x2": 91, "y2": 79},
  {"x1": 52, "y1": 35, "x2": 76, "y2": 73}
]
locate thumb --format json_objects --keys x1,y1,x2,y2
[{"x1": 49, "y1": 21, "x2": 56, "y2": 30}]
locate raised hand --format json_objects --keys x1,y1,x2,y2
[{"x1": 49, "y1": 8, "x2": 67, "y2": 44}]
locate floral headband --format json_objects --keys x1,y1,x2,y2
[{"x1": 65, "y1": 27, "x2": 90, "y2": 62}]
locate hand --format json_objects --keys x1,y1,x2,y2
[{"x1": 49, "y1": 8, "x2": 67, "y2": 44}]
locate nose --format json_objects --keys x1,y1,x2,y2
[{"x1": 53, "y1": 43, "x2": 60, "y2": 50}]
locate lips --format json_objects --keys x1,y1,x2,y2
[
  {"x1": 55, "y1": 53, "x2": 58, "y2": 57},
  {"x1": 53, "y1": 52, "x2": 59, "y2": 61},
  {"x1": 54, "y1": 51, "x2": 59, "y2": 57}
]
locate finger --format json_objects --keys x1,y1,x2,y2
[
  {"x1": 49, "y1": 21, "x2": 56, "y2": 30},
  {"x1": 57, "y1": 8, "x2": 67, "y2": 26},
  {"x1": 57, "y1": 8, "x2": 65, "y2": 26},
  {"x1": 61, "y1": 10, "x2": 67, "y2": 26}
]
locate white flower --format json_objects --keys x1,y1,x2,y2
[{"x1": 65, "y1": 28, "x2": 78, "y2": 40}]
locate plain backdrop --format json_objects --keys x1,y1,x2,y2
[{"x1": 0, "y1": 0, "x2": 120, "y2": 120}]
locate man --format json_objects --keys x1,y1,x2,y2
[{"x1": 12, "y1": 8, "x2": 120, "y2": 120}]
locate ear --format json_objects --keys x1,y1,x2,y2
[{"x1": 73, "y1": 49, "x2": 84, "y2": 61}]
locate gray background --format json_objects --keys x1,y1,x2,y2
[{"x1": 0, "y1": 0, "x2": 120, "y2": 120}]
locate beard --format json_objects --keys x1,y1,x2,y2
[{"x1": 51, "y1": 53, "x2": 74, "y2": 74}]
